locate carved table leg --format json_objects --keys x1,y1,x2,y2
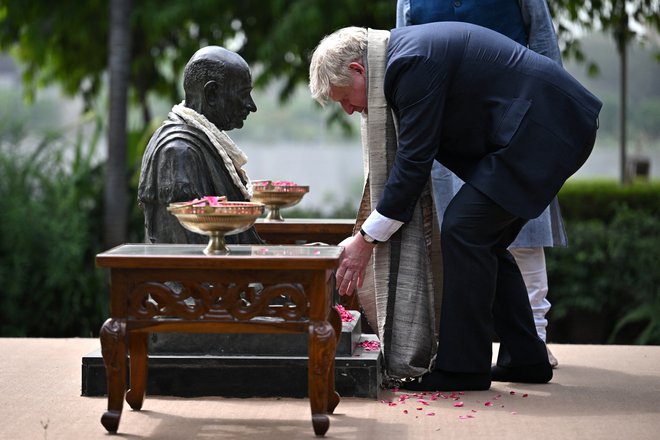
[
  {"x1": 327, "y1": 307, "x2": 342, "y2": 414},
  {"x1": 308, "y1": 320, "x2": 336, "y2": 436},
  {"x1": 100, "y1": 318, "x2": 127, "y2": 433},
  {"x1": 126, "y1": 332, "x2": 148, "y2": 410}
]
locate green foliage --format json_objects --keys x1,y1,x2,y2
[
  {"x1": 546, "y1": 220, "x2": 613, "y2": 318},
  {"x1": 547, "y1": 180, "x2": 660, "y2": 344},
  {"x1": 0, "y1": 118, "x2": 108, "y2": 337},
  {"x1": 549, "y1": 0, "x2": 660, "y2": 65},
  {"x1": 606, "y1": 207, "x2": 660, "y2": 344},
  {"x1": 557, "y1": 179, "x2": 660, "y2": 221},
  {"x1": 0, "y1": 0, "x2": 396, "y2": 127}
]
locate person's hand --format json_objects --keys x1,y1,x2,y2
[{"x1": 335, "y1": 234, "x2": 375, "y2": 296}]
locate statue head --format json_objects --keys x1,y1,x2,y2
[{"x1": 183, "y1": 46, "x2": 257, "y2": 131}]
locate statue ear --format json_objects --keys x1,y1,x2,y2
[{"x1": 203, "y1": 80, "x2": 219, "y2": 108}]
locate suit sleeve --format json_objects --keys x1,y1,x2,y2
[
  {"x1": 519, "y1": 0, "x2": 562, "y2": 65},
  {"x1": 377, "y1": 55, "x2": 449, "y2": 222}
]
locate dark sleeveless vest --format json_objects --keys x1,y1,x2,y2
[{"x1": 409, "y1": 0, "x2": 528, "y2": 45}]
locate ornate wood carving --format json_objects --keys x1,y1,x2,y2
[
  {"x1": 100, "y1": 318, "x2": 126, "y2": 375},
  {"x1": 127, "y1": 281, "x2": 309, "y2": 321}
]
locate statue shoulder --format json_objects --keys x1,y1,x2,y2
[{"x1": 146, "y1": 121, "x2": 211, "y2": 158}]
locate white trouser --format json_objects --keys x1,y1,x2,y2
[{"x1": 510, "y1": 247, "x2": 550, "y2": 342}]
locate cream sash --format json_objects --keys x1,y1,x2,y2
[{"x1": 354, "y1": 29, "x2": 443, "y2": 383}]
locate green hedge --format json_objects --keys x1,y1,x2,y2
[
  {"x1": 557, "y1": 179, "x2": 660, "y2": 222},
  {"x1": 546, "y1": 180, "x2": 660, "y2": 345},
  {"x1": 0, "y1": 128, "x2": 108, "y2": 337}
]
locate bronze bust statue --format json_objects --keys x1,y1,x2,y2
[{"x1": 137, "y1": 46, "x2": 262, "y2": 244}]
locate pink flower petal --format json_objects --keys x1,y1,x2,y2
[
  {"x1": 426, "y1": 412, "x2": 436, "y2": 416},
  {"x1": 453, "y1": 402, "x2": 464, "y2": 407},
  {"x1": 484, "y1": 401, "x2": 493, "y2": 407},
  {"x1": 358, "y1": 340, "x2": 381, "y2": 351},
  {"x1": 335, "y1": 305, "x2": 354, "y2": 322}
]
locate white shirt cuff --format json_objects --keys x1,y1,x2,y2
[{"x1": 361, "y1": 210, "x2": 404, "y2": 242}]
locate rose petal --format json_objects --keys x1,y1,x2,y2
[
  {"x1": 335, "y1": 305, "x2": 354, "y2": 322},
  {"x1": 453, "y1": 402, "x2": 464, "y2": 407}
]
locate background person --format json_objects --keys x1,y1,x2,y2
[{"x1": 396, "y1": 0, "x2": 566, "y2": 367}]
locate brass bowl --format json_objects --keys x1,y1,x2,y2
[
  {"x1": 251, "y1": 181, "x2": 309, "y2": 222},
  {"x1": 167, "y1": 200, "x2": 264, "y2": 255}
]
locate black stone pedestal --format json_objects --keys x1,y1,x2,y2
[{"x1": 81, "y1": 312, "x2": 382, "y2": 399}]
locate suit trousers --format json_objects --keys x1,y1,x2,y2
[{"x1": 435, "y1": 183, "x2": 548, "y2": 374}]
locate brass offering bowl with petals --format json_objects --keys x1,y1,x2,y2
[
  {"x1": 251, "y1": 180, "x2": 309, "y2": 222},
  {"x1": 168, "y1": 197, "x2": 264, "y2": 255}
]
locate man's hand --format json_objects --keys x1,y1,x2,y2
[{"x1": 335, "y1": 234, "x2": 376, "y2": 296}]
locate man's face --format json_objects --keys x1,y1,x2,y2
[
  {"x1": 329, "y1": 62, "x2": 367, "y2": 115},
  {"x1": 207, "y1": 67, "x2": 257, "y2": 131}
]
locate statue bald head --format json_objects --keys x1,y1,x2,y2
[{"x1": 183, "y1": 46, "x2": 257, "y2": 131}]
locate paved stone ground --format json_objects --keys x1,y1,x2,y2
[{"x1": 1, "y1": 338, "x2": 659, "y2": 440}]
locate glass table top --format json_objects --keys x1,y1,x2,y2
[{"x1": 100, "y1": 243, "x2": 343, "y2": 259}]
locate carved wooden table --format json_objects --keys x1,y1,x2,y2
[{"x1": 96, "y1": 243, "x2": 343, "y2": 436}]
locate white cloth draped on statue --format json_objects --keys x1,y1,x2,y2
[{"x1": 171, "y1": 102, "x2": 253, "y2": 199}]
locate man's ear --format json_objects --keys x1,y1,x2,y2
[
  {"x1": 203, "y1": 80, "x2": 219, "y2": 108},
  {"x1": 348, "y1": 62, "x2": 365, "y2": 75}
]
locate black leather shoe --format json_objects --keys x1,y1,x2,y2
[
  {"x1": 401, "y1": 370, "x2": 491, "y2": 392},
  {"x1": 491, "y1": 361, "x2": 553, "y2": 384}
]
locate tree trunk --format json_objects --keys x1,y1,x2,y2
[
  {"x1": 104, "y1": 0, "x2": 132, "y2": 248},
  {"x1": 617, "y1": 6, "x2": 629, "y2": 185}
]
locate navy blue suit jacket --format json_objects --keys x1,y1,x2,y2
[{"x1": 377, "y1": 22, "x2": 602, "y2": 221}]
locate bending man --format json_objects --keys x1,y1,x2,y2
[{"x1": 309, "y1": 23, "x2": 601, "y2": 391}]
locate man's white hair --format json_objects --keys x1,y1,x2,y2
[{"x1": 309, "y1": 27, "x2": 367, "y2": 106}]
